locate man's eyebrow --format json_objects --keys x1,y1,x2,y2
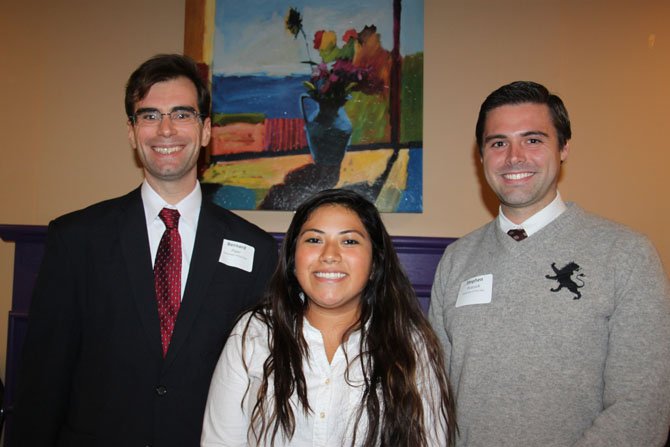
[
  {"x1": 520, "y1": 130, "x2": 549, "y2": 138},
  {"x1": 483, "y1": 130, "x2": 550, "y2": 143},
  {"x1": 484, "y1": 134, "x2": 507, "y2": 143},
  {"x1": 134, "y1": 107, "x2": 159, "y2": 114},
  {"x1": 171, "y1": 106, "x2": 198, "y2": 112},
  {"x1": 134, "y1": 106, "x2": 197, "y2": 114}
]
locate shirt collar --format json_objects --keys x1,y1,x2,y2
[
  {"x1": 498, "y1": 192, "x2": 567, "y2": 237},
  {"x1": 303, "y1": 315, "x2": 363, "y2": 347},
  {"x1": 141, "y1": 180, "x2": 202, "y2": 229}
]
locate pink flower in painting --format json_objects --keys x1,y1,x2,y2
[{"x1": 311, "y1": 63, "x2": 329, "y2": 78}]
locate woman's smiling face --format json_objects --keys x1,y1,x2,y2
[{"x1": 294, "y1": 204, "x2": 373, "y2": 317}]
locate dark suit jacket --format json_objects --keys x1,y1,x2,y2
[{"x1": 10, "y1": 187, "x2": 278, "y2": 447}]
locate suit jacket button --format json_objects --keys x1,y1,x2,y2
[{"x1": 155, "y1": 385, "x2": 168, "y2": 396}]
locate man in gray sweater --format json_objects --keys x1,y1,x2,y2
[{"x1": 429, "y1": 81, "x2": 670, "y2": 446}]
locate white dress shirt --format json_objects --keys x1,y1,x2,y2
[
  {"x1": 498, "y1": 191, "x2": 567, "y2": 237},
  {"x1": 142, "y1": 180, "x2": 201, "y2": 299},
  {"x1": 202, "y1": 313, "x2": 448, "y2": 446}
]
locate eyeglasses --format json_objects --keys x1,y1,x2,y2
[{"x1": 130, "y1": 107, "x2": 203, "y2": 126}]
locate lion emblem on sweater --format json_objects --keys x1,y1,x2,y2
[{"x1": 545, "y1": 262, "x2": 585, "y2": 300}]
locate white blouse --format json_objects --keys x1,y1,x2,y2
[{"x1": 201, "y1": 313, "x2": 447, "y2": 446}]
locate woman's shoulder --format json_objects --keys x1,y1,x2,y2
[{"x1": 230, "y1": 309, "x2": 273, "y2": 341}]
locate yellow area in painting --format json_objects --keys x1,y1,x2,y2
[
  {"x1": 336, "y1": 149, "x2": 392, "y2": 187},
  {"x1": 375, "y1": 149, "x2": 409, "y2": 211},
  {"x1": 202, "y1": 148, "x2": 409, "y2": 212},
  {"x1": 201, "y1": 154, "x2": 313, "y2": 188}
]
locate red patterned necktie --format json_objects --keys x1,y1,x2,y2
[{"x1": 155, "y1": 208, "x2": 182, "y2": 357}]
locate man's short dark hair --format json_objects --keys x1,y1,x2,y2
[
  {"x1": 475, "y1": 81, "x2": 571, "y2": 155},
  {"x1": 125, "y1": 54, "x2": 210, "y2": 119}
]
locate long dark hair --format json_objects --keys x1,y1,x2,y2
[{"x1": 243, "y1": 188, "x2": 456, "y2": 446}]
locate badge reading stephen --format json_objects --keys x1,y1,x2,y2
[{"x1": 455, "y1": 274, "x2": 493, "y2": 307}]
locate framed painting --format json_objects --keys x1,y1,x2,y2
[{"x1": 185, "y1": 0, "x2": 423, "y2": 212}]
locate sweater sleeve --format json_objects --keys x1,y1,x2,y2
[
  {"x1": 573, "y1": 237, "x2": 670, "y2": 446},
  {"x1": 428, "y1": 250, "x2": 453, "y2": 368}
]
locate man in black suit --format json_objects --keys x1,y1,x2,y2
[{"x1": 9, "y1": 54, "x2": 278, "y2": 447}]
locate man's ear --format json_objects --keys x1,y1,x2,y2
[
  {"x1": 559, "y1": 142, "x2": 570, "y2": 164},
  {"x1": 201, "y1": 117, "x2": 212, "y2": 147},
  {"x1": 127, "y1": 121, "x2": 137, "y2": 149}
]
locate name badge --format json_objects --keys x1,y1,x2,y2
[
  {"x1": 455, "y1": 274, "x2": 493, "y2": 308},
  {"x1": 219, "y1": 239, "x2": 255, "y2": 272}
]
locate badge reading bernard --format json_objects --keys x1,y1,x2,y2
[{"x1": 219, "y1": 239, "x2": 255, "y2": 272}]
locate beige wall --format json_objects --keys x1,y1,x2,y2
[{"x1": 1, "y1": 0, "x2": 669, "y2": 380}]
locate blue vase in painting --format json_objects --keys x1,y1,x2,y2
[{"x1": 300, "y1": 93, "x2": 353, "y2": 166}]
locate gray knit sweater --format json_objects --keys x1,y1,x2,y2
[{"x1": 429, "y1": 203, "x2": 670, "y2": 446}]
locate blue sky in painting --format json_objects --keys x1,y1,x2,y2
[{"x1": 213, "y1": 0, "x2": 423, "y2": 76}]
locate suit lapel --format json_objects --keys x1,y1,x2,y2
[
  {"x1": 163, "y1": 201, "x2": 229, "y2": 368},
  {"x1": 119, "y1": 189, "x2": 163, "y2": 360}
]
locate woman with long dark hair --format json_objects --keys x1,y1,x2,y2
[{"x1": 202, "y1": 189, "x2": 456, "y2": 446}]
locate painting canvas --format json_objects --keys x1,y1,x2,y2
[{"x1": 198, "y1": 0, "x2": 424, "y2": 211}]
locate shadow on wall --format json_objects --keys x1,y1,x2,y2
[{"x1": 472, "y1": 142, "x2": 499, "y2": 218}]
